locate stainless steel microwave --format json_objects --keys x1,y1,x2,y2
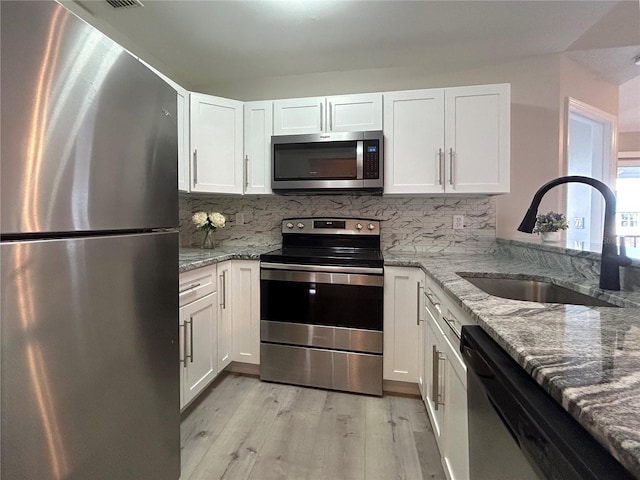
[{"x1": 271, "y1": 131, "x2": 383, "y2": 193}]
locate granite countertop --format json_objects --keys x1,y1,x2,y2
[
  {"x1": 179, "y1": 245, "x2": 279, "y2": 273},
  {"x1": 179, "y1": 244, "x2": 640, "y2": 477},
  {"x1": 385, "y1": 251, "x2": 640, "y2": 479}
]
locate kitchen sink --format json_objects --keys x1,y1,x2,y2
[{"x1": 457, "y1": 274, "x2": 619, "y2": 307}]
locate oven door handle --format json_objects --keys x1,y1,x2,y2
[
  {"x1": 261, "y1": 268, "x2": 383, "y2": 287},
  {"x1": 260, "y1": 262, "x2": 383, "y2": 275}
]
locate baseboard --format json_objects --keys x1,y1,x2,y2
[
  {"x1": 224, "y1": 361, "x2": 260, "y2": 377},
  {"x1": 383, "y1": 379, "x2": 421, "y2": 398}
]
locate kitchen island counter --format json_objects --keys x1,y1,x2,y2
[{"x1": 384, "y1": 249, "x2": 640, "y2": 479}]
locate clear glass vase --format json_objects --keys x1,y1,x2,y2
[{"x1": 201, "y1": 229, "x2": 216, "y2": 249}]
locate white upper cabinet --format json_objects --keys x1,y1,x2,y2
[
  {"x1": 444, "y1": 84, "x2": 510, "y2": 194},
  {"x1": 273, "y1": 93, "x2": 383, "y2": 135},
  {"x1": 177, "y1": 88, "x2": 190, "y2": 192},
  {"x1": 243, "y1": 101, "x2": 273, "y2": 194},
  {"x1": 384, "y1": 83, "x2": 510, "y2": 195},
  {"x1": 190, "y1": 93, "x2": 244, "y2": 194},
  {"x1": 384, "y1": 89, "x2": 446, "y2": 194}
]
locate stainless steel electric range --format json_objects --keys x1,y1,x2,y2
[{"x1": 260, "y1": 217, "x2": 383, "y2": 396}]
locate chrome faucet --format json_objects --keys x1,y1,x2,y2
[{"x1": 518, "y1": 175, "x2": 631, "y2": 290}]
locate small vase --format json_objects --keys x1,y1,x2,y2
[
  {"x1": 541, "y1": 231, "x2": 560, "y2": 243},
  {"x1": 201, "y1": 229, "x2": 216, "y2": 249}
]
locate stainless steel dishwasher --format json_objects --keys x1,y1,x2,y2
[{"x1": 460, "y1": 326, "x2": 635, "y2": 480}]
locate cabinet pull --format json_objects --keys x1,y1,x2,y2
[
  {"x1": 329, "y1": 101, "x2": 333, "y2": 131},
  {"x1": 220, "y1": 271, "x2": 226, "y2": 309},
  {"x1": 193, "y1": 149, "x2": 198, "y2": 186},
  {"x1": 180, "y1": 323, "x2": 187, "y2": 367},
  {"x1": 426, "y1": 291, "x2": 439, "y2": 307},
  {"x1": 432, "y1": 345, "x2": 445, "y2": 410},
  {"x1": 437, "y1": 148, "x2": 444, "y2": 185},
  {"x1": 179, "y1": 283, "x2": 201, "y2": 295},
  {"x1": 185, "y1": 318, "x2": 194, "y2": 363},
  {"x1": 448, "y1": 148, "x2": 454, "y2": 185},
  {"x1": 417, "y1": 282, "x2": 424, "y2": 325},
  {"x1": 442, "y1": 316, "x2": 461, "y2": 340},
  {"x1": 320, "y1": 102, "x2": 324, "y2": 132},
  {"x1": 244, "y1": 155, "x2": 249, "y2": 189}
]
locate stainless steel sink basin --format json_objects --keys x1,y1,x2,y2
[{"x1": 457, "y1": 274, "x2": 619, "y2": 307}]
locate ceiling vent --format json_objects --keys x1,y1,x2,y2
[{"x1": 106, "y1": 0, "x2": 143, "y2": 9}]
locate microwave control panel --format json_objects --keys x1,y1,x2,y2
[{"x1": 363, "y1": 140, "x2": 380, "y2": 179}]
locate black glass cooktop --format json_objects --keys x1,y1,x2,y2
[{"x1": 260, "y1": 247, "x2": 383, "y2": 268}]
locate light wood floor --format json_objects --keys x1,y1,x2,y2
[{"x1": 181, "y1": 373, "x2": 446, "y2": 480}]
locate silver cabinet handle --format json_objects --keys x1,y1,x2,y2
[
  {"x1": 437, "y1": 148, "x2": 444, "y2": 185},
  {"x1": 220, "y1": 271, "x2": 227, "y2": 309},
  {"x1": 320, "y1": 102, "x2": 324, "y2": 132},
  {"x1": 185, "y1": 318, "x2": 194, "y2": 363},
  {"x1": 193, "y1": 149, "x2": 198, "y2": 186},
  {"x1": 448, "y1": 148, "x2": 454, "y2": 185},
  {"x1": 432, "y1": 345, "x2": 445, "y2": 410},
  {"x1": 417, "y1": 282, "x2": 424, "y2": 325},
  {"x1": 179, "y1": 283, "x2": 201, "y2": 295},
  {"x1": 244, "y1": 154, "x2": 249, "y2": 189},
  {"x1": 180, "y1": 323, "x2": 187, "y2": 367},
  {"x1": 329, "y1": 101, "x2": 333, "y2": 131},
  {"x1": 426, "y1": 291, "x2": 439, "y2": 307},
  {"x1": 442, "y1": 316, "x2": 461, "y2": 340}
]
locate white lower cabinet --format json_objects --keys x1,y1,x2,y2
[
  {"x1": 383, "y1": 267, "x2": 423, "y2": 382},
  {"x1": 424, "y1": 273, "x2": 470, "y2": 480},
  {"x1": 231, "y1": 260, "x2": 260, "y2": 364},
  {"x1": 179, "y1": 290, "x2": 218, "y2": 409},
  {"x1": 217, "y1": 261, "x2": 233, "y2": 372},
  {"x1": 179, "y1": 265, "x2": 218, "y2": 410}
]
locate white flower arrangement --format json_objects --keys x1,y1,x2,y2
[{"x1": 192, "y1": 211, "x2": 226, "y2": 232}]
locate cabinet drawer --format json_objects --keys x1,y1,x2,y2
[{"x1": 179, "y1": 265, "x2": 217, "y2": 307}]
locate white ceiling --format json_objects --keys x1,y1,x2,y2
[{"x1": 66, "y1": 0, "x2": 640, "y2": 128}]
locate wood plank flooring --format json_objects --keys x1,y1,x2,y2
[{"x1": 181, "y1": 374, "x2": 446, "y2": 480}]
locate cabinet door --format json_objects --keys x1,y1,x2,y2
[
  {"x1": 181, "y1": 292, "x2": 218, "y2": 407},
  {"x1": 444, "y1": 83, "x2": 510, "y2": 194},
  {"x1": 177, "y1": 89, "x2": 190, "y2": 192},
  {"x1": 425, "y1": 319, "x2": 446, "y2": 449},
  {"x1": 217, "y1": 261, "x2": 233, "y2": 372},
  {"x1": 443, "y1": 342, "x2": 469, "y2": 480},
  {"x1": 326, "y1": 93, "x2": 383, "y2": 132},
  {"x1": 418, "y1": 272, "x2": 427, "y2": 401},
  {"x1": 231, "y1": 260, "x2": 260, "y2": 365},
  {"x1": 273, "y1": 97, "x2": 324, "y2": 135},
  {"x1": 190, "y1": 93, "x2": 243, "y2": 194},
  {"x1": 383, "y1": 89, "x2": 446, "y2": 194},
  {"x1": 383, "y1": 267, "x2": 422, "y2": 382},
  {"x1": 244, "y1": 101, "x2": 273, "y2": 194}
]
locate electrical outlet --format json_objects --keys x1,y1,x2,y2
[
  {"x1": 453, "y1": 215, "x2": 464, "y2": 230},
  {"x1": 235, "y1": 213, "x2": 244, "y2": 225},
  {"x1": 574, "y1": 217, "x2": 584, "y2": 229}
]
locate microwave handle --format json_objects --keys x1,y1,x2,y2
[{"x1": 356, "y1": 140, "x2": 364, "y2": 180}]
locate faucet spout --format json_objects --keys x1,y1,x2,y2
[{"x1": 518, "y1": 175, "x2": 629, "y2": 290}]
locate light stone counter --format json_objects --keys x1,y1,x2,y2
[
  {"x1": 384, "y1": 250, "x2": 640, "y2": 479},
  {"x1": 179, "y1": 245, "x2": 279, "y2": 273}
]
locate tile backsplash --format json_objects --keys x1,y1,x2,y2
[{"x1": 179, "y1": 193, "x2": 497, "y2": 254}]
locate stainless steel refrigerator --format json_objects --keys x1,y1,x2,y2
[{"x1": 1, "y1": 2, "x2": 180, "y2": 479}]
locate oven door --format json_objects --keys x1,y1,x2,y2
[{"x1": 260, "y1": 263, "x2": 383, "y2": 353}]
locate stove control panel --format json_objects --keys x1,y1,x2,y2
[{"x1": 281, "y1": 218, "x2": 380, "y2": 235}]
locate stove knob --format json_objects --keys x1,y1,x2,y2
[
  {"x1": 286, "y1": 222, "x2": 294, "y2": 229},
  {"x1": 355, "y1": 223, "x2": 363, "y2": 230},
  {"x1": 367, "y1": 223, "x2": 376, "y2": 231},
  {"x1": 297, "y1": 222, "x2": 305, "y2": 229}
]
